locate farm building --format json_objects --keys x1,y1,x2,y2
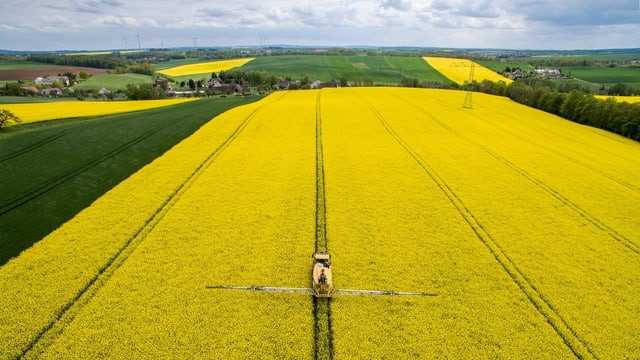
[
  {"x1": 20, "y1": 86, "x2": 39, "y2": 95},
  {"x1": 40, "y1": 88, "x2": 62, "y2": 96},
  {"x1": 35, "y1": 76, "x2": 70, "y2": 87}
]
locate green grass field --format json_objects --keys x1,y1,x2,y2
[
  {"x1": 530, "y1": 52, "x2": 640, "y2": 62},
  {"x1": 562, "y1": 66, "x2": 640, "y2": 86},
  {"x1": 0, "y1": 96, "x2": 82, "y2": 104},
  {"x1": 477, "y1": 60, "x2": 536, "y2": 73},
  {"x1": 0, "y1": 60, "x2": 49, "y2": 70},
  {"x1": 72, "y1": 73, "x2": 152, "y2": 90},
  {"x1": 478, "y1": 59, "x2": 640, "y2": 89},
  {"x1": 0, "y1": 96, "x2": 260, "y2": 265},
  {"x1": 239, "y1": 55, "x2": 452, "y2": 85}
]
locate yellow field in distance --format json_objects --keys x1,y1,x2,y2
[
  {"x1": 1, "y1": 98, "x2": 199, "y2": 124},
  {"x1": 63, "y1": 50, "x2": 143, "y2": 56},
  {"x1": 64, "y1": 51, "x2": 112, "y2": 56},
  {"x1": 157, "y1": 58, "x2": 255, "y2": 77},
  {"x1": 424, "y1": 56, "x2": 513, "y2": 85},
  {"x1": 595, "y1": 95, "x2": 640, "y2": 103}
]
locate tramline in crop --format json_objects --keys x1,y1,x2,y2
[{"x1": 1, "y1": 88, "x2": 639, "y2": 359}]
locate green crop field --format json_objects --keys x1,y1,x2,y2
[
  {"x1": 0, "y1": 60, "x2": 48, "y2": 71},
  {"x1": 562, "y1": 66, "x2": 640, "y2": 86},
  {"x1": 477, "y1": 58, "x2": 640, "y2": 87},
  {"x1": 239, "y1": 55, "x2": 452, "y2": 85},
  {"x1": 477, "y1": 60, "x2": 536, "y2": 73},
  {"x1": 0, "y1": 96, "x2": 260, "y2": 265},
  {"x1": 72, "y1": 73, "x2": 153, "y2": 90},
  {"x1": 530, "y1": 52, "x2": 640, "y2": 62},
  {"x1": 0, "y1": 96, "x2": 79, "y2": 104}
]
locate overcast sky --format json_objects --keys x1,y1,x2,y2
[{"x1": 1, "y1": 0, "x2": 639, "y2": 51}]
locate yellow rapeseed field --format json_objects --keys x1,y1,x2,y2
[
  {"x1": 595, "y1": 95, "x2": 640, "y2": 103},
  {"x1": 157, "y1": 58, "x2": 255, "y2": 77},
  {"x1": 64, "y1": 51, "x2": 112, "y2": 56},
  {"x1": 0, "y1": 92, "x2": 315, "y2": 359},
  {"x1": 423, "y1": 56, "x2": 513, "y2": 85},
  {"x1": 65, "y1": 50, "x2": 143, "y2": 55},
  {"x1": 321, "y1": 88, "x2": 572, "y2": 358},
  {"x1": 1, "y1": 88, "x2": 639, "y2": 358},
  {"x1": 331, "y1": 88, "x2": 639, "y2": 359},
  {"x1": 1, "y1": 98, "x2": 199, "y2": 124}
]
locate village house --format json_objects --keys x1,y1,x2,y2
[
  {"x1": 207, "y1": 78, "x2": 223, "y2": 88},
  {"x1": 530, "y1": 69, "x2": 563, "y2": 79},
  {"x1": 20, "y1": 86, "x2": 39, "y2": 95},
  {"x1": 154, "y1": 77, "x2": 172, "y2": 91},
  {"x1": 508, "y1": 68, "x2": 523, "y2": 80},
  {"x1": 310, "y1": 80, "x2": 341, "y2": 89},
  {"x1": 319, "y1": 81, "x2": 340, "y2": 89},
  {"x1": 278, "y1": 81, "x2": 292, "y2": 90},
  {"x1": 34, "y1": 76, "x2": 70, "y2": 87},
  {"x1": 40, "y1": 88, "x2": 62, "y2": 97},
  {"x1": 204, "y1": 79, "x2": 249, "y2": 94}
]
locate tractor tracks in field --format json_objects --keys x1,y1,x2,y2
[
  {"x1": 0, "y1": 117, "x2": 186, "y2": 218},
  {"x1": 400, "y1": 95, "x2": 640, "y2": 256},
  {"x1": 315, "y1": 92, "x2": 328, "y2": 255},
  {"x1": 16, "y1": 94, "x2": 285, "y2": 359},
  {"x1": 468, "y1": 104, "x2": 640, "y2": 195},
  {"x1": 0, "y1": 128, "x2": 75, "y2": 163},
  {"x1": 361, "y1": 97, "x2": 598, "y2": 360},
  {"x1": 314, "y1": 91, "x2": 334, "y2": 360}
]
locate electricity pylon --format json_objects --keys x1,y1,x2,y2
[{"x1": 453, "y1": 62, "x2": 477, "y2": 109}]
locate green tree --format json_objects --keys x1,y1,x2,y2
[
  {"x1": 609, "y1": 83, "x2": 631, "y2": 96},
  {"x1": 125, "y1": 83, "x2": 166, "y2": 100},
  {"x1": 400, "y1": 77, "x2": 420, "y2": 88},
  {"x1": 537, "y1": 92, "x2": 566, "y2": 115},
  {"x1": 559, "y1": 90, "x2": 585, "y2": 122},
  {"x1": 2, "y1": 82, "x2": 22, "y2": 96},
  {"x1": 0, "y1": 109, "x2": 21, "y2": 129}
]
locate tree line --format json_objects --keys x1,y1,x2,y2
[
  {"x1": 472, "y1": 80, "x2": 640, "y2": 141},
  {"x1": 396, "y1": 76, "x2": 639, "y2": 141},
  {"x1": 26, "y1": 54, "x2": 156, "y2": 75}
]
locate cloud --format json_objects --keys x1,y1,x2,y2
[
  {"x1": 42, "y1": 0, "x2": 124, "y2": 14},
  {"x1": 0, "y1": 0, "x2": 638, "y2": 50},
  {"x1": 504, "y1": 0, "x2": 640, "y2": 26},
  {"x1": 380, "y1": 0, "x2": 412, "y2": 11},
  {"x1": 426, "y1": 0, "x2": 501, "y2": 18},
  {"x1": 0, "y1": 24, "x2": 21, "y2": 31},
  {"x1": 94, "y1": 15, "x2": 140, "y2": 26}
]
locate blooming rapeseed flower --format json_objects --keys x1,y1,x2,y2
[
  {"x1": 1, "y1": 88, "x2": 638, "y2": 358},
  {"x1": 423, "y1": 57, "x2": 512, "y2": 85},
  {"x1": 1, "y1": 98, "x2": 199, "y2": 124},
  {"x1": 157, "y1": 58, "x2": 255, "y2": 77}
]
